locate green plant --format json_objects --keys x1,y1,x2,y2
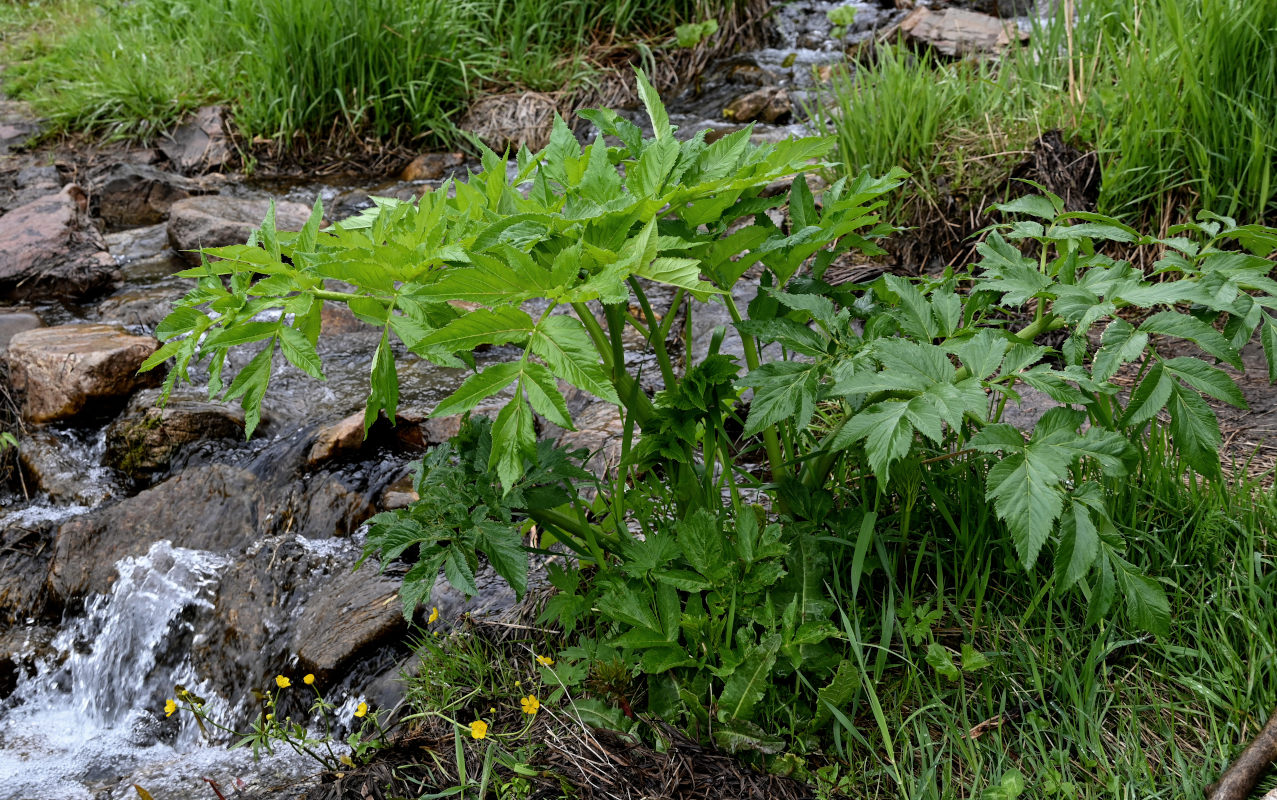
[{"x1": 674, "y1": 18, "x2": 718, "y2": 48}]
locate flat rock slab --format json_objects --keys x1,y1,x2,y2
[
  {"x1": 900, "y1": 7, "x2": 1028, "y2": 57},
  {"x1": 167, "y1": 195, "x2": 312, "y2": 263},
  {"x1": 0, "y1": 185, "x2": 118, "y2": 300},
  {"x1": 159, "y1": 106, "x2": 234, "y2": 174},
  {"x1": 6, "y1": 323, "x2": 162, "y2": 424},
  {"x1": 291, "y1": 566, "x2": 406, "y2": 678}
]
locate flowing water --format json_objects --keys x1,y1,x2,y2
[{"x1": 0, "y1": 542, "x2": 315, "y2": 799}]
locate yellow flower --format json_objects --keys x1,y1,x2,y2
[
  {"x1": 266, "y1": 713, "x2": 274, "y2": 721},
  {"x1": 354, "y1": 702, "x2": 368, "y2": 718},
  {"x1": 520, "y1": 695, "x2": 540, "y2": 715},
  {"x1": 428, "y1": 606, "x2": 439, "y2": 624},
  {"x1": 535, "y1": 654, "x2": 554, "y2": 667},
  {"x1": 303, "y1": 674, "x2": 315, "y2": 685},
  {"x1": 164, "y1": 699, "x2": 177, "y2": 717},
  {"x1": 470, "y1": 720, "x2": 488, "y2": 740},
  {"x1": 275, "y1": 675, "x2": 291, "y2": 689},
  {"x1": 514, "y1": 680, "x2": 521, "y2": 687}
]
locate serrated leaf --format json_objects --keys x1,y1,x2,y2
[
  {"x1": 1121, "y1": 363, "x2": 1173, "y2": 426},
  {"x1": 718, "y1": 634, "x2": 781, "y2": 722},
  {"x1": 529, "y1": 315, "x2": 619, "y2": 404},
  {"x1": 221, "y1": 341, "x2": 274, "y2": 438},
  {"x1": 433, "y1": 362, "x2": 520, "y2": 418},
  {"x1": 490, "y1": 394, "x2": 535, "y2": 490},
  {"x1": 995, "y1": 194, "x2": 1059, "y2": 220},
  {"x1": 675, "y1": 510, "x2": 728, "y2": 581},
  {"x1": 279, "y1": 325, "x2": 325, "y2": 380},
  {"x1": 832, "y1": 400, "x2": 914, "y2": 483},
  {"x1": 961, "y1": 643, "x2": 992, "y2": 672},
  {"x1": 1139, "y1": 311, "x2": 1241, "y2": 369},
  {"x1": 521, "y1": 361, "x2": 574, "y2": 428},
  {"x1": 444, "y1": 543, "x2": 479, "y2": 596},
  {"x1": 1116, "y1": 565, "x2": 1171, "y2": 638},
  {"x1": 926, "y1": 643, "x2": 960, "y2": 680},
  {"x1": 1054, "y1": 501, "x2": 1099, "y2": 591},
  {"x1": 419, "y1": 307, "x2": 534, "y2": 353},
  {"x1": 1163, "y1": 357, "x2": 1247, "y2": 408},
  {"x1": 1092, "y1": 318, "x2": 1148, "y2": 383},
  {"x1": 634, "y1": 68, "x2": 672, "y2": 139},
  {"x1": 476, "y1": 521, "x2": 528, "y2": 598},
  {"x1": 1166, "y1": 382, "x2": 1221, "y2": 477},
  {"x1": 738, "y1": 361, "x2": 819, "y2": 435}
]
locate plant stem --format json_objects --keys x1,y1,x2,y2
[
  {"x1": 722, "y1": 291, "x2": 788, "y2": 480},
  {"x1": 627, "y1": 277, "x2": 676, "y2": 388}
]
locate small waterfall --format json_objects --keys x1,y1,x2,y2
[{"x1": 0, "y1": 541, "x2": 231, "y2": 798}]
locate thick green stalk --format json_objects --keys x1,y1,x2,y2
[
  {"x1": 722, "y1": 291, "x2": 788, "y2": 480},
  {"x1": 626, "y1": 277, "x2": 677, "y2": 389}
]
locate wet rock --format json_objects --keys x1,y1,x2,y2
[
  {"x1": 459, "y1": 92, "x2": 558, "y2": 153},
  {"x1": 899, "y1": 7, "x2": 1028, "y2": 58},
  {"x1": 48, "y1": 461, "x2": 378, "y2": 603},
  {"x1": 320, "y1": 301, "x2": 365, "y2": 334},
  {"x1": 0, "y1": 185, "x2": 118, "y2": 300},
  {"x1": 0, "y1": 310, "x2": 42, "y2": 353},
  {"x1": 90, "y1": 163, "x2": 204, "y2": 228},
  {"x1": 379, "y1": 472, "x2": 419, "y2": 510},
  {"x1": 6, "y1": 324, "x2": 163, "y2": 424},
  {"x1": 18, "y1": 431, "x2": 117, "y2": 506},
  {"x1": 167, "y1": 195, "x2": 312, "y2": 263},
  {"x1": 976, "y1": 0, "x2": 1038, "y2": 16},
  {"x1": 0, "y1": 624, "x2": 56, "y2": 701},
  {"x1": 0, "y1": 165, "x2": 63, "y2": 215},
  {"x1": 306, "y1": 411, "x2": 367, "y2": 467},
  {"x1": 102, "y1": 222, "x2": 171, "y2": 263},
  {"x1": 105, "y1": 388, "x2": 246, "y2": 480},
  {"x1": 400, "y1": 152, "x2": 465, "y2": 182},
  {"x1": 723, "y1": 87, "x2": 792, "y2": 124},
  {"x1": 0, "y1": 522, "x2": 56, "y2": 625},
  {"x1": 555, "y1": 401, "x2": 625, "y2": 479},
  {"x1": 91, "y1": 284, "x2": 189, "y2": 329},
  {"x1": 291, "y1": 565, "x2": 407, "y2": 679},
  {"x1": 48, "y1": 464, "x2": 265, "y2": 602},
  {"x1": 159, "y1": 105, "x2": 234, "y2": 174}
]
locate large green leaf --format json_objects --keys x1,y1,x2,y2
[
  {"x1": 419, "y1": 307, "x2": 535, "y2": 353},
  {"x1": 528, "y1": 315, "x2": 620, "y2": 404},
  {"x1": 717, "y1": 634, "x2": 781, "y2": 722}
]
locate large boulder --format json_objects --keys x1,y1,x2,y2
[
  {"x1": 5, "y1": 324, "x2": 163, "y2": 424},
  {"x1": 0, "y1": 185, "x2": 117, "y2": 300},
  {"x1": 159, "y1": 106, "x2": 234, "y2": 174},
  {"x1": 167, "y1": 195, "x2": 312, "y2": 263},
  {"x1": 47, "y1": 463, "x2": 376, "y2": 603},
  {"x1": 104, "y1": 388, "x2": 246, "y2": 480},
  {"x1": 900, "y1": 7, "x2": 1028, "y2": 57},
  {"x1": 90, "y1": 163, "x2": 205, "y2": 228}
]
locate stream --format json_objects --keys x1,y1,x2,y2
[{"x1": 0, "y1": 1, "x2": 1044, "y2": 796}]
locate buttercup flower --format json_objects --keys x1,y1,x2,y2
[
  {"x1": 275, "y1": 675, "x2": 291, "y2": 689},
  {"x1": 164, "y1": 699, "x2": 177, "y2": 717},
  {"x1": 303, "y1": 674, "x2": 315, "y2": 685},
  {"x1": 520, "y1": 695, "x2": 540, "y2": 715},
  {"x1": 470, "y1": 720, "x2": 488, "y2": 740},
  {"x1": 428, "y1": 607, "x2": 440, "y2": 624},
  {"x1": 535, "y1": 654, "x2": 554, "y2": 667},
  {"x1": 514, "y1": 680, "x2": 521, "y2": 687},
  {"x1": 354, "y1": 701, "x2": 368, "y2": 718}
]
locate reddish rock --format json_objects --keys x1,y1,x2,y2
[
  {"x1": 400, "y1": 152, "x2": 465, "y2": 182},
  {"x1": 6, "y1": 324, "x2": 163, "y2": 424},
  {"x1": 900, "y1": 7, "x2": 1028, "y2": 58},
  {"x1": 105, "y1": 388, "x2": 246, "y2": 479},
  {"x1": 723, "y1": 87, "x2": 792, "y2": 124},
  {"x1": 0, "y1": 185, "x2": 117, "y2": 300},
  {"x1": 306, "y1": 412, "x2": 367, "y2": 467}
]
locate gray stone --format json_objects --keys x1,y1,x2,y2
[
  {"x1": 167, "y1": 195, "x2": 312, "y2": 263},
  {"x1": 90, "y1": 163, "x2": 204, "y2": 228},
  {"x1": 159, "y1": 106, "x2": 234, "y2": 174},
  {"x1": 105, "y1": 388, "x2": 246, "y2": 479},
  {"x1": 0, "y1": 311, "x2": 42, "y2": 353},
  {"x1": 900, "y1": 7, "x2": 1029, "y2": 58}
]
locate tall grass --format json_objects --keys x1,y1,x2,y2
[
  {"x1": 822, "y1": 427, "x2": 1277, "y2": 798},
  {"x1": 1, "y1": 0, "x2": 713, "y2": 146},
  {"x1": 821, "y1": 0, "x2": 1277, "y2": 227}
]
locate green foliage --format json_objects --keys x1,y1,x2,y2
[
  {"x1": 1, "y1": 0, "x2": 723, "y2": 144},
  {"x1": 674, "y1": 18, "x2": 718, "y2": 48}
]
